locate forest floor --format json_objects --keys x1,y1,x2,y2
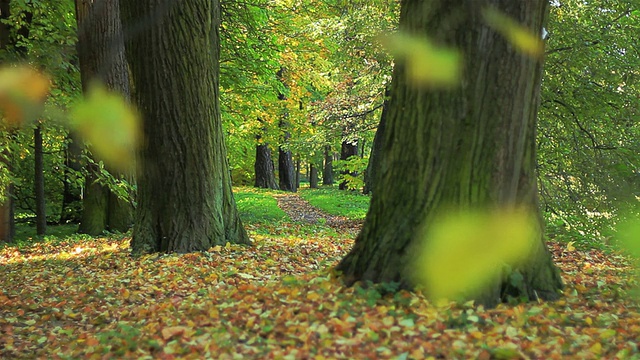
[{"x1": 1, "y1": 189, "x2": 639, "y2": 359}]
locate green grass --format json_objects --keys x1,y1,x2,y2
[
  {"x1": 234, "y1": 187, "x2": 290, "y2": 224},
  {"x1": 299, "y1": 187, "x2": 370, "y2": 220}
]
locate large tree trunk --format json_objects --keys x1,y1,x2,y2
[
  {"x1": 254, "y1": 140, "x2": 278, "y2": 190},
  {"x1": 363, "y1": 90, "x2": 390, "y2": 195},
  {"x1": 337, "y1": 0, "x2": 562, "y2": 308},
  {"x1": 338, "y1": 139, "x2": 358, "y2": 190},
  {"x1": 75, "y1": 0, "x2": 133, "y2": 234},
  {"x1": 34, "y1": 124, "x2": 46, "y2": 235},
  {"x1": 121, "y1": 0, "x2": 249, "y2": 253},
  {"x1": 323, "y1": 145, "x2": 334, "y2": 186}
]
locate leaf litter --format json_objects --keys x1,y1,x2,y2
[{"x1": 1, "y1": 198, "x2": 639, "y2": 359}]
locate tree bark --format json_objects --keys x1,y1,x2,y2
[
  {"x1": 120, "y1": 0, "x2": 249, "y2": 253},
  {"x1": 338, "y1": 139, "x2": 358, "y2": 190},
  {"x1": 254, "y1": 140, "x2": 278, "y2": 190},
  {"x1": 309, "y1": 163, "x2": 319, "y2": 188},
  {"x1": 34, "y1": 124, "x2": 46, "y2": 235},
  {"x1": 337, "y1": 0, "x2": 562, "y2": 307},
  {"x1": 278, "y1": 135, "x2": 297, "y2": 192},
  {"x1": 75, "y1": 0, "x2": 133, "y2": 234},
  {"x1": 363, "y1": 90, "x2": 390, "y2": 195},
  {"x1": 323, "y1": 145, "x2": 334, "y2": 186}
]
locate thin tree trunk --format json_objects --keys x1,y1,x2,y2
[
  {"x1": 121, "y1": 0, "x2": 249, "y2": 253},
  {"x1": 337, "y1": 0, "x2": 562, "y2": 307},
  {"x1": 295, "y1": 156, "x2": 301, "y2": 189},
  {"x1": 34, "y1": 124, "x2": 46, "y2": 235},
  {"x1": 323, "y1": 145, "x2": 334, "y2": 186},
  {"x1": 60, "y1": 134, "x2": 83, "y2": 223}
]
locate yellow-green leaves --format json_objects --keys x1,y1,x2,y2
[
  {"x1": 70, "y1": 82, "x2": 140, "y2": 171},
  {"x1": 482, "y1": 7, "x2": 545, "y2": 58},
  {"x1": 379, "y1": 32, "x2": 462, "y2": 88},
  {"x1": 0, "y1": 65, "x2": 50, "y2": 128},
  {"x1": 412, "y1": 208, "x2": 538, "y2": 301}
]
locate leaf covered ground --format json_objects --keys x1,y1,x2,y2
[{"x1": 1, "y1": 191, "x2": 639, "y2": 359}]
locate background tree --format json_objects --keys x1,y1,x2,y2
[
  {"x1": 120, "y1": 0, "x2": 249, "y2": 254},
  {"x1": 337, "y1": 0, "x2": 562, "y2": 307},
  {"x1": 538, "y1": 0, "x2": 640, "y2": 242},
  {"x1": 75, "y1": 0, "x2": 133, "y2": 235}
]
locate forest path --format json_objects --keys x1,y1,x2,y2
[{"x1": 272, "y1": 192, "x2": 363, "y2": 233}]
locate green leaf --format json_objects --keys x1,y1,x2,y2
[
  {"x1": 379, "y1": 32, "x2": 461, "y2": 87},
  {"x1": 69, "y1": 81, "x2": 140, "y2": 171},
  {"x1": 411, "y1": 208, "x2": 538, "y2": 301}
]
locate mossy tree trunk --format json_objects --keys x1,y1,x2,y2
[
  {"x1": 120, "y1": 0, "x2": 249, "y2": 254},
  {"x1": 75, "y1": 0, "x2": 133, "y2": 235},
  {"x1": 337, "y1": 0, "x2": 562, "y2": 307}
]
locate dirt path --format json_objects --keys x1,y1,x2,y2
[{"x1": 272, "y1": 193, "x2": 363, "y2": 233}]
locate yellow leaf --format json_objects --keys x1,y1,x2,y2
[
  {"x1": 589, "y1": 342, "x2": 602, "y2": 355},
  {"x1": 70, "y1": 81, "x2": 140, "y2": 171},
  {"x1": 0, "y1": 65, "x2": 50, "y2": 127},
  {"x1": 566, "y1": 241, "x2": 576, "y2": 252},
  {"x1": 482, "y1": 7, "x2": 545, "y2": 58},
  {"x1": 412, "y1": 208, "x2": 537, "y2": 301},
  {"x1": 379, "y1": 32, "x2": 461, "y2": 87}
]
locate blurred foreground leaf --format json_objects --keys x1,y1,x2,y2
[
  {"x1": 0, "y1": 65, "x2": 50, "y2": 128},
  {"x1": 412, "y1": 208, "x2": 537, "y2": 301},
  {"x1": 379, "y1": 32, "x2": 461, "y2": 87},
  {"x1": 482, "y1": 7, "x2": 545, "y2": 58},
  {"x1": 70, "y1": 82, "x2": 140, "y2": 171}
]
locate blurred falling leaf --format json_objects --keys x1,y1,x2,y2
[
  {"x1": 412, "y1": 208, "x2": 537, "y2": 301},
  {"x1": 70, "y1": 81, "x2": 140, "y2": 171},
  {"x1": 482, "y1": 7, "x2": 545, "y2": 58},
  {"x1": 379, "y1": 32, "x2": 461, "y2": 87},
  {"x1": 0, "y1": 65, "x2": 50, "y2": 128}
]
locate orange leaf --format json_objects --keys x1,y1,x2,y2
[{"x1": 162, "y1": 326, "x2": 186, "y2": 340}]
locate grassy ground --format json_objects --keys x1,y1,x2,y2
[
  {"x1": 298, "y1": 187, "x2": 370, "y2": 220},
  {"x1": 1, "y1": 189, "x2": 639, "y2": 359},
  {"x1": 234, "y1": 187, "x2": 290, "y2": 224}
]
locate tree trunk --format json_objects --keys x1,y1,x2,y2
[
  {"x1": 75, "y1": 0, "x2": 133, "y2": 234},
  {"x1": 278, "y1": 138, "x2": 297, "y2": 192},
  {"x1": 254, "y1": 141, "x2": 278, "y2": 190},
  {"x1": 34, "y1": 124, "x2": 46, "y2": 235},
  {"x1": 337, "y1": 0, "x2": 562, "y2": 308},
  {"x1": 323, "y1": 145, "x2": 334, "y2": 186},
  {"x1": 310, "y1": 163, "x2": 319, "y2": 188},
  {"x1": 120, "y1": 0, "x2": 249, "y2": 253},
  {"x1": 295, "y1": 156, "x2": 301, "y2": 189},
  {"x1": 338, "y1": 139, "x2": 358, "y2": 190}
]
